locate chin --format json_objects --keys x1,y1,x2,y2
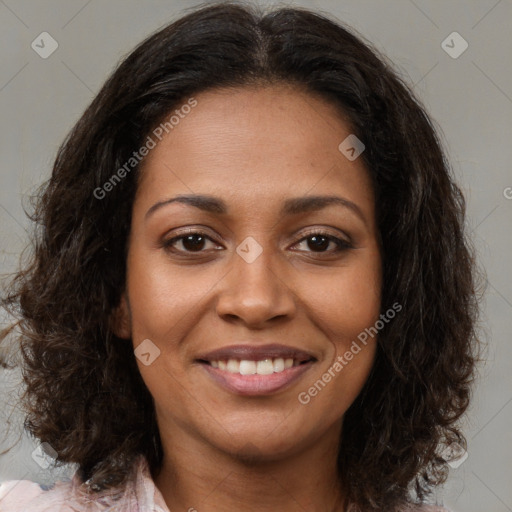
[{"x1": 206, "y1": 421, "x2": 316, "y2": 462}]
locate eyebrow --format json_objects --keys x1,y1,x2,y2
[{"x1": 145, "y1": 194, "x2": 367, "y2": 225}]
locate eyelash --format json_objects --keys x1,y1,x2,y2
[{"x1": 162, "y1": 228, "x2": 352, "y2": 256}]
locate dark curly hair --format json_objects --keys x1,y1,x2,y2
[{"x1": 1, "y1": 2, "x2": 482, "y2": 510}]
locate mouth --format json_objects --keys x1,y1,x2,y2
[
  {"x1": 199, "y1": 356, "x2": 312, "y2": 374},
  {"x1": 195, "y1": 344, "x2": 317, "y2": 395}
]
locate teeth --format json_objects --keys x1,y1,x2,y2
[
  {"x1": 239, "y1": 360, "x2": 256, "y2": 375},
  {"x1": 256, "y1": 359, "x2": 274, "y2": 375},
  {"x1": 208, "y1": 357, "x2": 306, "y2": 375},
  {"x1": 227, "y1": 359, "x2": 239, "y2": 373},
  {"x1": 273, "y1": 358, "x2": 285, "y2": 372}
]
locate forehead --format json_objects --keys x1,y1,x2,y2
[{"x1": 135, "y1": 84, "x2": 374, "y2": 219}]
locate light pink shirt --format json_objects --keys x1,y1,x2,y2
[
  {"x1": 0, "y1": 456, "x2": 169, "y2": 511},
  {"x1": 0, "y1": 455, "x2": 452, "y2": 511}
]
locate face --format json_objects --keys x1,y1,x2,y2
[{"x1": 114, "y1": 84, "x2": 382, "y2": 460}]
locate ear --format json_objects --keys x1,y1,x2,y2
[{"x1": 110, "y1": 293, "x2": 132, "y2": 339}]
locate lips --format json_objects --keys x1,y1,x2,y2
[{"x1": 195, "y1": 343, "x2": 317, "y2": 396}]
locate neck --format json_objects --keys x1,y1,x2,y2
[{"x1": 153, "y1": 419, "x2": 345, "y2": 512}]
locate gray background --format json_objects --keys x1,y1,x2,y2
[{"x1": 0, "y1": 1, "x2": 511, "y2": 511}]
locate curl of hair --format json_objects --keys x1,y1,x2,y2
[{"x1": 1, "y1": 2, "x2": 482, "y2": 510}]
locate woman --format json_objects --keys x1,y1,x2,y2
[{"x1": 0, "y1": 2, "x2": 481, "y2": 511}]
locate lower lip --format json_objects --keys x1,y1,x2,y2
[{"x1": 199, "y1": 361, "x2": 315, "y2": 396}]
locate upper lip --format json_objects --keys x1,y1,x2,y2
[{"x1": 196, "y1": 343, "x2": 316, "y2": 363}]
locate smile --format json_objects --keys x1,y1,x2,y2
[
  {"x1": 207, "y1": 357, "x2": 305, "y2": 374},
  {"x1": 198, "y1": 358, "x2": 315, "y2": 395}
]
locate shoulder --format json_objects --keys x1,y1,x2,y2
[
  {"x1": 0, "y1": 472, "x2": 130, "y2": 512},
  {"x1": 0, "y1": 455, "x2": 166, "y2": 511},
  {"x1": 0, "y1": 478, "x2": 77, "y2": 511},
  {"x1": 0, "y1": 476, "x2": 131, "y2": 511}
]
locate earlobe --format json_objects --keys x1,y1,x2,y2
[{"x1": 110, "y1": 293, "x2": 132, "y2": 339}]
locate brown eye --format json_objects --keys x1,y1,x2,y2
[
  {"x1": 181, "y1": 234, "x2": 206, "y2": 251},
  {"x1": 306, "y1": 235, "x2": 331, "y2": 252},
  {"x1": 163, "y1": 232, "x2": 220, "y2": 254},
  {"x1": 293, "y1": 232, "x2": 352, "y2": 254}
]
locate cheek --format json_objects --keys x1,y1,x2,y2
[
  {"x1": 297, "y1": 263, "x2": 380, "y2": 418},
  {"x1": 125, "y1": 247, "x2": 215, "y2": 340},
  {"x1": 302, "y1": 255, "x2": 381, "y2": 347},
  {"x1": 296, "y1": 251, "x2": 381, "y2": 408}
]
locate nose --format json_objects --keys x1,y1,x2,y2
[{"x1": 215, "y1": 245, "x2": 296, "y2": 328}]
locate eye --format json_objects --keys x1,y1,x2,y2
[
  {"x1": 162, "y1": 229, "x2": 352, "y2": 256},
  {"x1": 292, "y1": 231, "x2": 352, "y2": 254},
  {"x1": 162, "y1": 230, "x2": 221, "y2": 254}
]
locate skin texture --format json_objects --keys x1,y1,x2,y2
[{"x1": 113, "y1": 84, "x2": 382, "y2": 512}]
